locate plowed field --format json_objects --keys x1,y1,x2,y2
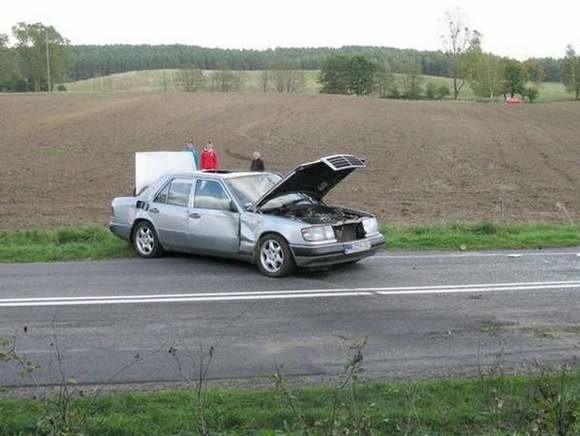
[{"x1": 1, "y1": 93, "x2": 579, "y2": 228}]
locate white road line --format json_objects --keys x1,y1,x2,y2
[
  {"x1": 371, "y1": 251, "x2": 580, "y2": 260},
  {"x1": 0, "y1": 292, "x2": 375, "y2": 307},
  {"x1": 1, "y1": 280, "x2": 578, "y2": 302},
  {"x1": 375, "y1": 283, "x2": 580, "y2": 296},
  {"x1": 1, "y1": 280, "x2": 578, "y2": 303},
  {"x1": 0, "y1": 281, "x2": 579, "y2": 307}
]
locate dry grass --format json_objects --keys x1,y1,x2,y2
[{"x1": 62, "y1": 69, "x2": 573, "y2": 102}]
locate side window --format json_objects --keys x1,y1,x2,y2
[
  {"x1": 167, "y1": 180, "x2": 193, "y2": 207},
  {"x1": 195, "y1": 180, "x2": 232, "y2": 211},
  {"x1": 154, "y1": 183, "x2": 170, "y2": 203}
]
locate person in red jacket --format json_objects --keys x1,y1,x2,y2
[{"x1": 200, "y1": 140, "x2": 218, "y2": 170}]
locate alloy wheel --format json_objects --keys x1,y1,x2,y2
[
  {"x1": 260, "y1": 239, "x2": 284, "y2": 273},
  {"x1": 136, "y1": 226, "x2": 155, "y2": 255}
]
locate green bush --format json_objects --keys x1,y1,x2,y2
[
  {"x1": 523, "y1": 86, "x2": 540, "y2": 102},
  {"x1": 438, "y1": 85, "x2": 451, "y2": 99},
  {"x1": 425, "y1": 82, "x2": 438, "y2": 99},
  {"x1": 387, "y1": 86, "x2": 401, "y2": 99}
]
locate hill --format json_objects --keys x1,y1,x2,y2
[
  {"x1": 68, "y1": 45, "x2": 564, "y2": 82},
  {"x1": 0, "y1": 92, "x2": 578, "y2": 229},
  {"x1": 69, "y1": 45, "x2": 453, "y2": 81},
  {"x1": 63, "y1": 69, "x2": 322, "y2": 94},
  {"x1": 61, "y1": 69, "x2": 572, "y2": 102}
]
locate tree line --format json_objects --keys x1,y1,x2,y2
[
  {"x1": 176, "y1": 66, "x2": 254, "y2": 93},
  {"x1": 317, "y1": 53, "x2": 546, "y2": 101},
  {"x1": 319, "y1": 10, "x2": 580, "y2": 101},
  {"x1": 1, "y1": 19, "x2": 579, "y2": 100},
  {"x1": 318, "y1": 55, "x2": 446, "y2": 99},
  {"x1": 152, "y1": 66, "x2": 308, "y2": 94},
  {"x1": 65, "y1": 45, "x2": 455, "y2": 81},
  {"x1": 0, "y1": 23, "x2": 74, "y2": 91},
  {"x1": 62, "y1": 45, "x2": 568, "y2": 84}
]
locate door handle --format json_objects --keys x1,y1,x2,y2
[
  {"x1": 189, "y1": 212, "x2": 201, "y2": 219},
  {"x1": 149, "y1": 208, "x2": 159, "y2": 214}
]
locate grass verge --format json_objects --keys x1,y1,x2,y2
[
  {"x1": 0, "y1": 226, "x2": 133, "y2": 262},
  {"x1": 384, "y1": 222, "x2": 580, "y2": 251},
  {"x1": 1, "y1": 370, "x2": 579, "y2": 434},
  {"x1": 0, "y1": 222, "x2": 578, "y2": 263}
]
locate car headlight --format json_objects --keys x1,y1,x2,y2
[
  {"x1": 362, "y1": 217, "x2": 378, "y2": 235},
  {"x1": 301, "y1": 225, "x2": 335, "y2": 242}
]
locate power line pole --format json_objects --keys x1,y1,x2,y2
[{"x1": 45, "y1": 31, "x2": 51, "y2": 93}]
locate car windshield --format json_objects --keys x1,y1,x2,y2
[{"x1": 226, "y1": 174, "x2": 314, "y2": 209}]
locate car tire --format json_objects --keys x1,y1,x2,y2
[
  {"x1": 256, "y1": 234, "x2": 295, "y2": 278},
  {"x1": 132, "y1": 221, "x2": 164, "y2": 258}
]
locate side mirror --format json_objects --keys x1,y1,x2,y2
[{"x1": 229, "y1": 200, "x2": 238, "y2": 213}]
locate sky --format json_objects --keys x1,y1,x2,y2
[{"x1": 0, "y1": 0, "x2": 578, "y2": 59}]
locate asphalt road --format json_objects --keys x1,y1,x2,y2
[{"x1": 1, "y1": 249, "x2": 579, "y2": 389}]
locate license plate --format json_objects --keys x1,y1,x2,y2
[{"x1": 344, "y1": 241, "x2": 371, "y2": 254}]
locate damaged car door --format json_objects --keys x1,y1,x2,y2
[{"x1": 187, "y1": 178, "x2": 240, "y2": 255}]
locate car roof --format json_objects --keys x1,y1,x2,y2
[{"x1": 168, "y1": 171, "x2": 272, "y2": 180}]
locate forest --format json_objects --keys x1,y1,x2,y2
[
  {"x1": 68, "y1": 44, "x2": 564, "y2": 83},
  {"x1": 0, "y1": 21, "x2": 571, "y2": 94}
]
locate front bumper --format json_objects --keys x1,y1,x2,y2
[{"x1": 290, "y1": 234, "x2": 385, "y2": 267}]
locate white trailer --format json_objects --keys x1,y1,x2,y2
[{"x1": 134, "y1": 151, "x2": 196, "y2": 194}]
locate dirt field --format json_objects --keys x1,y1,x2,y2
[{"x1": 0, "y1": 92, "x2": 579, "y2": 229}]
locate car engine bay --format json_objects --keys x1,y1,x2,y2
[{"x1": 265, "y1": 202, "x2": 366, "y2": 225}]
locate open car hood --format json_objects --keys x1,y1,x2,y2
[{"x1": 253, "y1": 154, "x2": 366, "y2": 209}]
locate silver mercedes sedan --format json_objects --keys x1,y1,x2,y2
[{"x1": 109, "y1": 154, "x2": 385, "y2": 277}]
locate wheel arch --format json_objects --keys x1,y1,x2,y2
[{"x1": 255, "y1": 231, "x2": 291, "y2": 255}]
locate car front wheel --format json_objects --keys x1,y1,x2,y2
[
  {"x1": 257, "y1": 234, "x2": 295, "y2": 277},
  {"x1": 133, "y1": 221, "x2": 163, "y2": 258}
]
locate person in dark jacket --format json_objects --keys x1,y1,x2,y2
[{"x1": 250, "y1": 151, "x2": 265, "y2": 172}]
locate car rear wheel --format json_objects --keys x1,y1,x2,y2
[
  {"x1": 257, "y1": 234, "x2": 295, "y2": 277},
  {"x1": 133, "y1": 221, "x2": 163, "y2": 258}
]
